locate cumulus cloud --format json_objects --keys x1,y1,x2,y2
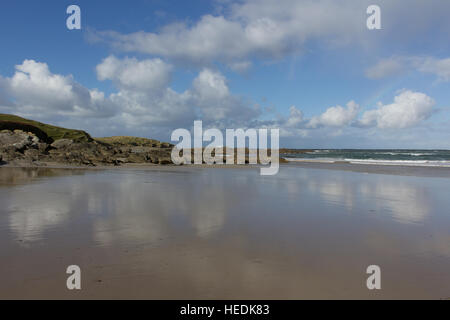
[
  {"x1": 89, "y1": 0, "x2": 450, "y2": 70},
  {"x1": 0, "y1": 58, "x2": 260, "y2": 134},
  {"x1": 192, "y1": 69, "x2": 230, "y2": 101},
  {"x1": 0, "y1": 60, "x2": 115, "y2": 119},
  {"x1": 89, "y1": 0, "x2": 366, "y2": 67},
  {"x1": 359, "y1": 91, "x2": 435, "y2": 129},
  {"x1": 190, "y1": 69, "x2": 234, "y2": 121},
  {"x1": 278, "y1": 91, "x2": 435, "y2": 136},
  {"x1": 188, "y1": 68, "x2": 260, "y2": 125},
  {"x1": 96, "y1": 56, "x2": 173, "y2": 91},
  {"x1": 285, "y1": 106, "x2": 304, "y2": 128},
  {"x1": 308, "y1": 101, "x2": 359, "y2": 128},
  {"x1": 0, "y1": 57, "x2": 438, "y2": 142},
  {"x1": 416, "y1": 57, "x2": 450, "y2": 81},
  {"x1": 98, "y1": 59, "x2": 260, "y2": 129}
]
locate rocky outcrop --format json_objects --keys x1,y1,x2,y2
[
  {"x1": 0, "y1": 129, "x2": 173, "y2": 167},
  {"x1": 1, "y1": 130, "x2": 287, "y2": 167},
  {"x1": 0, "y1": 120, "x2": 53, "y2": 143},
  {"x1": 50, "y1": 139, "x2": 73, "y2": 149},
  {"x1": 0, "y1": 130, "x2": 40, "y2": 151}
]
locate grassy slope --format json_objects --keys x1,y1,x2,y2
[
  {"x1": 0, "y1": 114, "x2": 169, "y2": 146},
  {"x1": 95, "y1": 136, "x2": 160, "y2": 146},
  {"x1": 0, "y1": 113, "x2": 92, "y2": 142},
  {"x1": 95, "y1": 136, "x2": 164, "y2": 147}
]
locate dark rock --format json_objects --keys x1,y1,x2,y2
[
  {"x1": 113, "y1": 157, "x2": 128, "y2": 164},
  {"x1": 50, "y1": 139, "x2": 73, "y2": 149},
  {"x1": 158, "y1": 158, "x2": 172, "y2": 165},
  {"x1": 37, "y1": 143, "x2": 49, "y2": 153},
  {"x1": 0, "y1": 129, "x2": 175, "y2": 166},
  {"x1": 0, "y1": 130, "x2": 40, "y2": 152},
  {"x1": 24, "y1": 148, "x2": 41, "y2": 161}
]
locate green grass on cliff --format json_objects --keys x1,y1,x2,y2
[
  {"x1": 0, "y1": 113, "x2": 92, "y2": 143},
  {"x1": 95, "y1": 136, "x2": 171, "y2": 147}
]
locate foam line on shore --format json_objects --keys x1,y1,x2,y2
[{"x1": 285, "y1": 158, "x2": 450, "y2": 167}]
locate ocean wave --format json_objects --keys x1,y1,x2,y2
[
  {"x1": 305, "y1": 150, "x2": 331, "y2": 154},
  {"x1": 374, "y1": 152, "x2": 436, "y2": 156},
  {"x1": 345, "y1": 159, "x2": 450, "y2": 166},
  {"x1": 285, "y1": 158, "x2": 450, "y2": 167}
]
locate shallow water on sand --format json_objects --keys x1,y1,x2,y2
[{"x1": 1, "y1": 166, "x2": 450, "y2": 299}]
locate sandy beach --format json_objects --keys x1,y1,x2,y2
[{"x1": 1, "y1": 164, "x2": 449, "y2": 299}]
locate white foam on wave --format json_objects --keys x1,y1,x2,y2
[
  {"x1": 345, "y1": 159, "x2": 450, "y2": 167},
  {"x1": 286, "y1": 158, "x2": 338, "y2": 163},
  {"x1": 374, "y1": 152, "x2": 436, "y2": 156},
  {"x1": 285, "y1": 158, "x2": 450, "y2": 167}
]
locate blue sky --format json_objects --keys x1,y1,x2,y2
[{"x1": 0, "y1": 0, "x2": 449, "y2": 148}]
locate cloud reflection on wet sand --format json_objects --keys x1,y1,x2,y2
[{"x1": 0, "y1": 166, "x2": 449, "y2": 299}]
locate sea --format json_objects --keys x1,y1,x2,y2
[{"x1": 282, "y1": 149, "x2": 450, "y2": 167}]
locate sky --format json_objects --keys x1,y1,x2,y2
[{"x1": 0, "y1": 0, "x2": 449, "y2": 148}]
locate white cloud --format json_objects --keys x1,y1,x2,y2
[
  {"x1": 192, "y1": 68, "x2": 230, "y2": 100},
  {"x1": 359, "y1": 91, "x2": 435, "y2": 129},
  {"x1": 89, "y1": 0, "x2": 366, "y2": 67},
  {"x1": 93, "y1": 56, "x2": 192, "y2": 128},
  {"x1": 227, "y1": 61, "x2": 252, "y2": 73},
  {"x1": 92, "y1": 15, "x2": 248, "y2": 65},
  {"x1": 0, "y1": 58, "x2": 440, "y2": 143},
  {"x1": 285, "y1": 106, "x2": 304, "y2": 127},
  {"x1": 189, "y1": 68, "x2": 260, "y2": 125},
  {"x1": 278, "y1": 91, "x2": 436, "y2": 138},
  {"x1": 416, "y1": 57, "x2": 450, "y2": 81},
  {"x1": 365, "y1": 57, "x2": 405, "y2": 79},
  {"x1": 103, "y1": 65, "x2": 260, "y2": 129},
  {"x1": 366, "y1": 56, "x2": 450, "y2": 81},
  {"x1": 308, "y1": 101, "x2": 359, "y2": 128},
  {"x1": 90, "y1": 0, "x2": 450, "y2": 70},
  {"x1": 0, "y1": 58, "x2": 260, "y2": 135},
  {"x1": 0, "y1": 60, "x2": 114, "y2": 119},
  {"x1": 96, "y1": 56, "x2": 173, "y2": 91}
]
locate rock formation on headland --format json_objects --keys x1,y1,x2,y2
[
  {"x1": 0, "y1": 114, "x2": 173, "y2": 167},
  {"x1": 0, "y1": 113, "x2": 298, "y2": 167}
]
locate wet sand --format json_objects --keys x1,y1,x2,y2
[{"x1": 1, "y1": 165, "x2": 450, "y2": 299}]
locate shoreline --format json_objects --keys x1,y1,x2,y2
[
  {"x1": 2, "y1": 159, "x2": 450, "y2": 178},
  {"x1": 284, "y1": 160, "x2": 450, "y2": 178}
]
